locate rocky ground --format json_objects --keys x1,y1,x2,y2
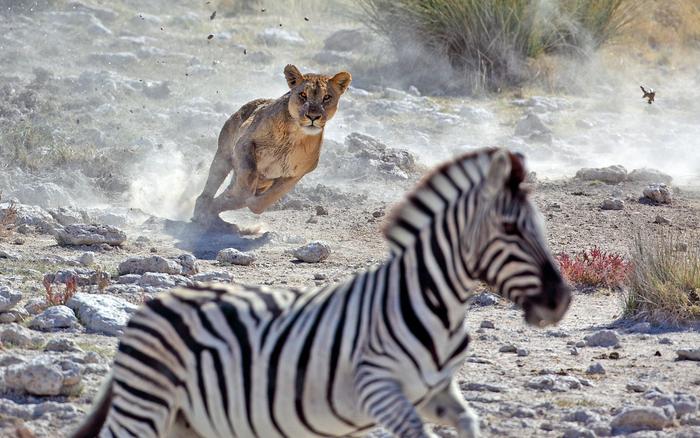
[{"x1": 1, "y1": 0, "x2": 699, "y2": 437}]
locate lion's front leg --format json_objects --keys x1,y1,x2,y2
[{"x1": 246, "y1": 176, "x2": 301, "y2": 214}]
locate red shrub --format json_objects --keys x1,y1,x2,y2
[
  {"x1": 556, "y1": 247, "x2": 631, "y2": 289},
  {"x1": 43, "y1": 276, "x2": 78, "y2": 306}
]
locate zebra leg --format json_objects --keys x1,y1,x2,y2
[
  {"x1": 356, "y1": 376, "x2": 436, "y2": 438},
  {"x1": 418, "y1": 380, "x2": 480, "y2": 438}
]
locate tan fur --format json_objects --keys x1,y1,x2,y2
[{"x1": 192, "y1": 65, "x2": 351, "y2": 230}]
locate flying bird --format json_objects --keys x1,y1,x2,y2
[{"x1": 640, "y1": 85, "x2": 655, "y2": 104}]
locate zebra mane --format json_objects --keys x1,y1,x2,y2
[{"x1": 383, "y1": 147, "x2": 526, "y2": 251}]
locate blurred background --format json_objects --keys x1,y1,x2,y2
[{"x1": 1, "y1": 0, "x2": 698, "y2": 220}]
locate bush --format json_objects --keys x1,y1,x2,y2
[
  {"x1": 361, "y1": 0, "x2": 638, "y2": 92},
  {"x1": 624, "y1": 234, "x2": 700, "y2": 324},
  {"x1": 557, "y1": 247, "x2": 630, "y2": 289}
]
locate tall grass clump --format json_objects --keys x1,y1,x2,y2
[
  {"x1": 361, "y1": 0, "x2": 639, "y2": 92},
  {"x1": 624, "y1": 234, "x2": 700, "y2": 325}
]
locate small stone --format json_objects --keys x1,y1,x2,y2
[
  {"x1": 24, "y1": 298, "x2": 48, "y2": 316},
  {"x1": 584, "y1": 330, "x2": 620, "y2": 348},
  {"x1": 315, "y1": 205, "x2": 328, "y2": 216},
  {"x1": 575, "y1": 165, "x2": 627, "y2": 184},
  {"x1": 468, "y1": 291, "x2": 500, "y2": 306},
  {"x1": 601, "y1": 198, "x2": 624, "y2": 210},
  {"x1": 84, "y1": 352, "x2": 102, "y2": 364},
  {"x1": 629, "y1": 322, "x2": 652, "y2": 333},
  {"x1": 313, "y1": 273, "x2": 327, "y2": 280},
  {"x1": 55, "y1": 224, "x2": 126, "y2": 246},
  {"x1": 0, "y1": 286, "x2": 22, "y2": 312},
  {"x1": 292, "y1": 241, "x2": 331, "y2": 263},
  {"x1": 626, "y1": 381, "x2": 648, "y2": 392},
  {"x1": 570, "y1": 347, "x2": 579, "y2": 356},
  {"x1": 29, "y1": 306, "x2": 79, "y2": 331},
  {"x1": 306, "y1": 216, "x2": 318, "y2": 224},
  {"x1": 610, "y1": 406, "x2": 673, "y2": 433},
  {"x1": 562, "y1": 426, "x2": 595, "y2": 438},
  {"x1": 575, "y1": 340, "x2": 586, "y2": 348},
  {"x1": 675, "y1": 243, "x2": 688, "y2": 252},
  {"x1": 192, "y1": 271, "x2": 234, "y2": 283},
  {"x1": 517, "y1": 348, "x2": 529, "y2": 357},
  {"x1": 643, "y1": 184, "x2": 672, "y2": 204},
  {"x1": 118, "y1": 255, "x2": 182, "y2": 275},
  {"x1": 78, "y1": 252, "x2": 95, "y2": 266},
  {"x1": 586, "y1": 362, "x2": 606, "y2": 375},
  {"x1": 659, "y1": 337, "x2": 673, "y2": 345},
  {"x1": 372, "y1": 210, "x2": 384, "y2": 218},
  {"x1": 608, "y1": 351, "x2": 620, "y2": 360},
  {"x1": 0, "y1": 324, "x2": 44, "y2": 348},
  {"x1": 499, "y1": 344, "x2": 517, "y2": 353},
  {"x1": 176, "y1": 254, "x2": 199, "y2": 276},
  {"x1": 676, "y1": 348, "x2": 700, "y2": 361},
  {"x1": 654, "y1": 215, "x2": 671, "y2": 225},
  {"x1": 216, "y1": 248, "x2": 256, "y2": 266},
  {"x1": 44, "y1": 338, "x2": 83, "y2": 353},
  {"x1": 480, "y1": 320, "x2": 495, "y2": 329},
  {"x1": 118, "y1": 274, "x2": 141, "y2": 284}
]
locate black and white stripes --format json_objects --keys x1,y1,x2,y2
[{"x1": 72, "y1": 147, "x2": 571, "y2": 438}]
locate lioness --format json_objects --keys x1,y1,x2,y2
[{"x1": 192, "y1": 64, "x2": 351, "y2": 231}]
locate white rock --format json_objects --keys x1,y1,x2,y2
[
  {"x1": 627, "y1": 168, "x2": 672, "y2": 184},
  {"x1": 601, "y1": 198, "x2": 624, "y2": 210},
  {"x1": 526, "y1": 375, "x2": 583, "y2": 392},
  {"x1": 217, "y1": 248, "x2": 256, "y2": 266},
  {"x1": 56, "y1": 224, "x2": 126, "y2": 246},
  {"x1": 79, "y1": 252, "x2": 95, "y2": 266},
  {"x1": 586, "y1": 362, "x2": 606, "y2": 375},
  {"x1": 44, "y1": 338, "x2": 83, "y2": 353},
  {"x1": 676, "y1": 348, "x2": 700, "y2": 361},
  {"x1": 584, "y1": 330, "x2": 620, "y2": 348},
  {"x1": 29, "y1": 306, "x2": 79, "y2": 331},
  {"x1": 643, "y1": 184, "x2": 672, "y2": 204},
  {"x1": 177, "y1": 254, "x2": 199, "y2": 275},
  {"x1": 0, "y1": 324, "x2": 44, "y2": 348},
  {"x1": 118, "y1": 255, "x2": 182, "y2": 275},
  {"x1": 192, "y1": 271, "x2": 234, "y2": 283},
  {"x1": 67, "y1": 293, "x2": 137, "y2": 336},
  {"x1": 292, "y1": 241, "x2": 331, "y2": 263},
  {"x1": 3, "y1": 355, "x2": 82, "y2": 396},
  {"x1": 610, "y1": 406, "x2": 673, "y2": 433},
  {"x1": 0, "y1": 286, "x2": 22, "y2": 312}
]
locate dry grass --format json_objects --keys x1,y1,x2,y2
[
  {"x1": 620, "y1": 0, "x2": 700, "y2": 49},
  {"x1": 360, "y1": 0, "x2": 640, "y2": 92},
  {"x1": 43, "y1": 276, "x2": 78, "y2": 307},
  {"x1": 624, "y1": 234, "x2": 700, "y2": 325},
  {"x1": 0, "y1": 193, "x2": 17, "y2": 240}
]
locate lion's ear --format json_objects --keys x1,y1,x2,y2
[
  {"x1": 284, "y1": 64, "x2": 304, "y2": 89},
  {"x1": 330, "y1": 71, "x2": 352, "y2": 94}
]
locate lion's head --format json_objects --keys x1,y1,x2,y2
[{"x1": 284, "y1": 64, "x2": 351, "y2": 135}]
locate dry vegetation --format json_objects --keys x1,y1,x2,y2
[
  {"x1": 624, "y1": 234, "x2": 700, "y2": 325},
  {"x1": 42, "y1": 276, "x2": 78, "y2": 307},
  {"x1": 557, "y1": 247, "x2": 631, "y2": 290}
]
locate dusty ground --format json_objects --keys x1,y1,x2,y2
[{"x1": 1, "y1": 1, "x2": 699, "y2": 437}]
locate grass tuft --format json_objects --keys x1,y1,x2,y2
[
  {"x1": 624, "y1": 234, "x2": 700, "y2": 325},
  {"x1": 557, "y1": 247, "x2": 631, "y2": 289}
]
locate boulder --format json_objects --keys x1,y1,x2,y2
[
  {"x1": 216, "y1": 248, "x2": 256, "y2": 266},
  {"x1": 676, "y1": 348, "x2": 700, "y2": 361},
  {"x1": 3, "y1": 355, "x2": 82, "y2": 396},
  {"x1": 575, "y1": 165, "x2": 627, "y2": 184},
  {"x1": 627, "y1": 168, "x2": 672, "y2": 184},
  {"x1": 118, "y1": 255, "x2": 182, "y2": 275},
  {"x1": 0, "y1": 286, "x2": 22, "y2": 312},
  {"x1": 28, "y1": 306, "x2": 79, "y2": 331},
  {"x1": 55, "y1": 224, "x2": 126, "y2": 246},
  {"x1": 0, "y1": 324, "x2": 44, "y2": 348},
  {"x1": 610, "y1": 406, "x2": 673, "y2": 433},
  {"x1": 43, "y1": 268, "x2": 109, "y2": 287},
  {"x1": 67, "y1": 293, "x2": 137, "y2": 336},
  {"x1": 292, "y1": 241, "x2": 331, "y2": 263},
  {"x1": 643, "y1": 184, "x2": 672, "y2": 204}
]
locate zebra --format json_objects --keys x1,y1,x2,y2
[{"x1": 71, "y1": 147, "x2": 571, "y2": 438}]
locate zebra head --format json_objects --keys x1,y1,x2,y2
[{"x1": 467, "y1": 149, "x2": 571, "y2": 326}]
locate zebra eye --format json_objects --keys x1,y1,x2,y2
[{"x1": 503, "y1": 222, "x2": 519, "y2": 235}]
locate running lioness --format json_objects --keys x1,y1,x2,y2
[{"x1": 192, "y1": 64, "x2": 351, "y2": 231}]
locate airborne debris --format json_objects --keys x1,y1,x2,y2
[
  {"x1": 304, "y1": 17, "x2": 309, "y2": 21},
  {"x1": 207, "y1": 34, "x2": 213, "y2": 40},
  {"x1": 210, "y1": 11, "x2": 216, "y2": 20},
  {"x1": 640, "y1": 85, "x2": 655, "y2": 104},
  {"x1": 243, "y1": 48, "x2": 247, "y2": 55}
]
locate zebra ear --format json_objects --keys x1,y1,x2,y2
[{"x1": 484, "y1": 149, "x2": 512, "y2": 198}]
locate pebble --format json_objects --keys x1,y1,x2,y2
[
  {"x1": 517, "y1": 348, "x2": 529, "y2": 357},
  {"x1": 499, "y1": 344, "x2": 517, "y2": 353},
  {"x1": 658, "y1": 337, "x2": 673, "y2": 345},
  {"x1": 601, "y1": 198, "x2": 624, "y2": 210},
  {"x1": 79, "y1": 252, "x2": 95, "y2": 266},
  {"x1": 586, "y1": 362, "x2": 606, "y2": 375},
  {"x1": 480, "y1": 320, "x2": 495, "y2": 329},
  {"x1": 584, "y1": 330, "x2": 620, "y2": 348},
  {"x1": 315, "y1": 205, "x2": 328, "y2": 216},
  {"x1": 654, "y1": 215, "x2": 671, "y2": 225},
  {"x1": 291, "y1": 241, "x2": 331, "y2": 263},
  {"x1": 626, "y1": 381, "x2": 649, "y2": 392},
  {"x1": 216, "y1": 248, "x2": 256, "y2": 266}
]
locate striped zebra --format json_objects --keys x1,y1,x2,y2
[{"x1": 71, "y1": 147, "x2": 571, "y2": 438}]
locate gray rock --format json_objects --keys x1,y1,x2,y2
[
  {"x1": 292, "y1": 241, "x2": 331, "y2": 263},
  {"x1": 66, "y1": 293, "x2": 137, "y2": 336},
  {"x1": 3, "y1": 355, "x2": 82, "y2": 396},
  {"x1": 118, "y1": 255, "x2": 181, "y2": 275},
  {"x1": 11, "y1": 182, "x2": 73, "y2": 209},
  {"x1": 0, "y1": 307, "x2": 28, "y2": 324},
  {"x1": 499, "y1": 344, "x2": 517, "y2": 353},
  {"x1": 323, "y1": 29, "x2": 369, "y2": 52},
  {"x1": 256, "y1": 28, "x2": 304, "y2": 46},
  {"x1": 627, "y1": 381, "x2": 649, "y2": 392},
  {"x1": 24, "y1": 298, "x2": 48, "y2": 315},
  {"x1": 0, "y1": 324, "x2": 44, "y2": 348},
  {"x1": 29, "y1": 306, "x2": 79, "y2": 331},
  {"x1": 610, "y1": 406, "x2": 673, "y2": 433},
  {"x1": 651, "y1": 393, "x2": 698, "y2": 417},
  {"x1": 601, "y1": 198, "x2": 624, "y2": 210},
  {"x1": 627, "y1": 168, "x2": 672, "y2": 184},
  {"x1": 117, "y1": 274, "x2": 141, "y2": 284},
  {"x1": 0, "y1": 249, "x2": 21, "y2": 260},
  {"x1": 138, "y1": 272, "x2": 191, "y2": 288},
  {"x1": 0, "y1": 286, "x2": 22, "y2": 311},
  {"x1": 480, "y1": 320, "x2": 495, "y2": 329},
  {"x1": 517, "y1": 348, "x2": 530, "y2": 357},
  {"x1": 79, "y1": 252, "x2": 95, "y2": 266},
  {"x1": 643, "y1": 184, "x2": 672, "y2": 204},
  {"x1": 48, "y1": 207, "x2": 90, "y2": 226},
  {"x1": 575, "y1": 165, "x2": 627, "y2": 184},
  {"x1": 44, "y1": 338, "x2": 83, "y2": 353},
  {"x1": 217, "y1": 248, "x2": 256, "y2": 266},
  {"x1": 526, "y1": 375, "x2": 583, "y2": 392},
  {"x1": 562, "y1": 426, "x2": 595, "y2": 438},
  {"x1": 584, "y1": 330, "x2": 620, "y2": 348},
  {"x1": 654, "y1": 215, "x2": 671, "y2": 225},
  {"x1": 676, "y1": 348, "x2": 700, "y2": 361},
  {"x1": 515, "y1": 113, "x2": 551, "y2": 136},
  {"x1": 56, "y1": 224, "x2": 126, "y2": 246},
  {"x1": 659, "y1": 337, "x2": 673, "y2": 345},
  {"x1": 43, "y1": 268, "x2": 109, "y2": 287},
  {"x1": 177, "y1": 254, "x2": 199, "y2": 276},
  {"x1": 192, "y1": 271, "x2": 235, "y2": 283},
  {"x1": 0, "y1": 202, "x2": 56, "y2": 232},
  {"x1": 586, "y1": 362, "x2": 606, "y2": 375},
  {"x1": 469, "y1": 292, "x2": 500, "y2": 306},
  {"x1": 564, "y1": 409, "x2": 601, "y2": 424}
]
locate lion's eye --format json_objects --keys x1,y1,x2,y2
[
  {"x1": 323, "y1": 94, "x2": 331, "y2": 102},
  {"x1": 299, "y1": 92, "x2": 307, "y2": 100}
]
